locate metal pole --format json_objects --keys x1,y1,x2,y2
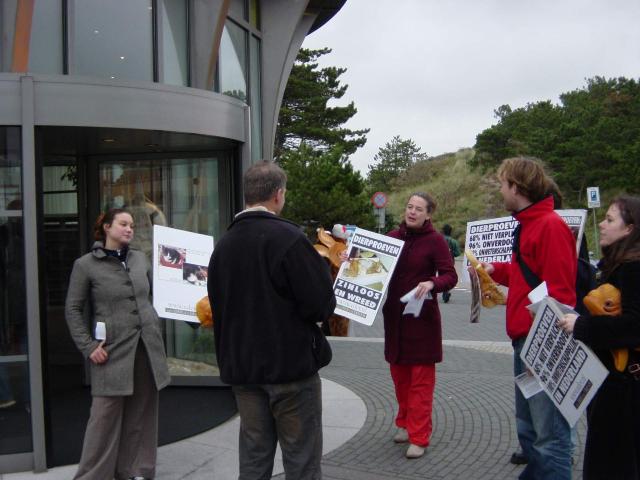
[{"x1": 592, "y1": 208, "x2": 599, "y2": 258}]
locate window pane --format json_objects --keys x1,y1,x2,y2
[
  {"x1": 219, "y1": 21, "x2": 247, "y2": 102},
  {"x1": 29, "y1": 0, "x2": 63, "y2": 74},
  {"x1": 249, "y1": 35, "x2": 262, "y2": 161},
  {"x1": 0, "y1": 1, "x2": 18, "y2": 71},
  {"x1": 73, "y1": 0, "x2": 153, "y2": 81},
  {"x1": 228, "y1": 0, "x2": 246, "y2": 22},
  {"x1": 0, "y1": 126, "x2": 32, "y2": 455},
  {"x1": 249, "y1": 0, "x2": 260, "y2": 29},
  {"x1": 99, "y1": 157, "x2": 228, "y2": 377},
  {"x1": 161, "y1": 0, "x2": 188, "y2": 86}
]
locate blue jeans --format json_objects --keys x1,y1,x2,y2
[
  {"x1": 513, "y1": 338, "x2": 573, "y2": 480},
  {"x1": 232, "y1": 373, "x2": 322, "y2": 480}
]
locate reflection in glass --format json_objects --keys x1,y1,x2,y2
[
  {"x1": 99, "y1": 157, "x2": 225, "y2": 377},
  {"x1": 249, "y1": 0, "x2": 260, "y2": 29},
  {"x1": 29, "y1": 1, "x2": 63, "y2": 74},
  {"x1": 73, "y1": 0, "x2": 153, "y2": 81},
  {"x1": 219, "y1": 21, "x2": 247, "y2": 102},
  {"x1": 249, "y1": 35, "x2": 262, "y2": 161},
  {"x1": 228, "y1": 0, "x2": 246, "y2": 22},
  {"x1": 0, "y1": 126, "x2": 32, "y2": 455},
  {"x1": 0, "y1": 1, "x2": 18, "y2": 71},
  {"x1": 161, "y1": 0, "x2": 188, "y2": 86}
]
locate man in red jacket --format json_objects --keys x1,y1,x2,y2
[{"x1": 484, "y1": 157, "x2": 576, "y2": 480}]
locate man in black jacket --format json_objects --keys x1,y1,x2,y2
[{"x1": 208, "y1": 161, "x2": 336, "y2": 480}]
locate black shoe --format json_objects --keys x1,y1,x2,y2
[
  {"x1": 510, "y1": 450, "x2": 528, "y2": 465},
  {"x1": 442, "y1": 291, "x2": 451, "y2": 303}
]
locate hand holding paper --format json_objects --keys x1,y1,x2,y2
[{"x1": 400, "y1": 287, "x2": 431, "y2": 317}]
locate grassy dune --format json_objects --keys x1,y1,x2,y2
[{"x1": 386, "y1": 148, "x2": 507, "y2": 245}]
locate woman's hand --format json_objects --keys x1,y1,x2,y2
[
  {"x1": 339, "y1": 251, "x2": 349, "y2": 263},
  {"x1": 89, "y1": 341, "x2": 108, "y2": 364},
  {"x1": 557, "y1": 314, "x2": 578, "y2": 334},
  {"x1": 415, "y1": 280, "x2": 435, "y2": 300}
]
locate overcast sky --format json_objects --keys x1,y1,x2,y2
[{"x1": 302, "y1": 0, "x2": 640, "y2": 174}]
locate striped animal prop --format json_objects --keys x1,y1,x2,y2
[
  {"x1": 314, "y1": 227, "x2": 349, "y2": 337},
  {"x1": 582, "y1": 283, "x2": 637, "y2": 372}
]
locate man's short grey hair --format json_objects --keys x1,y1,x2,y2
[{"x1": 243, "y1": 161, "x2": 287, "y2": 205}]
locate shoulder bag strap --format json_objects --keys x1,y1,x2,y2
[{"x1": 513, "y1": 224, "x2": 541, "y2": 290}]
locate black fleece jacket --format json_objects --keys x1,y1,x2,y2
[{"x1": 208, "y1": 211, "x2": 336, "y2": 385}]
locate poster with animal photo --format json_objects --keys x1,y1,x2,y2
[
  {"x1": 153, "y1": 225, "x2": 213, "y2": 323},
  {"x1": 333, "y1": 228, "x2": 404, "y2": 326}
]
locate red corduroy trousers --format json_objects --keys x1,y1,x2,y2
[{"x1": 390, "y1": 363, "x2": 436, "y2": 447}]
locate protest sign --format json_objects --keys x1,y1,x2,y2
[
  {"x1": 521, "y1": 297, "x2": 608, "y2": 426},
  {"x1": 153, "y1": 225, "x2": 214, "y2": 323},
  {"x1": 464, "y1": 210, "x2": 588, "y2": 275},
  {"x1": 333, "y1": 228, "x2": 404, "y2": 326}
]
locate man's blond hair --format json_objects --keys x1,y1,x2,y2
[{"x1": 497, "y1": 156, "x2": 552, "y2": 203}]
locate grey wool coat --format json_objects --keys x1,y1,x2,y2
[{"x1": 65, "y1": 242, "x2": 170, "y2": 396}]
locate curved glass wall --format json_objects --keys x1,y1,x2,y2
[
  {"x1": 30, "y1": 1, "x2": 64, "y2": 74},
  {"x1": 219, "y1": 20, "x2": 247, "y2": 102},
  {"x1": 161, "y1": 0, "x2": 188, "y2": 86},
  {"x1": 0, "y1": 1, "x2": 18, "y2": 71},
  {"x1": 98, "y1": 156, "x2": 226, "y2": 378},
  {"x1": 249, "y1": 35, "x2": 262, "y2": 161},
  {"x1": 0, "y1": 127, "x2": 32, "y2": 455},
  {"x1": 72, "y1": 0, "x2": 153, "y2": 81}
]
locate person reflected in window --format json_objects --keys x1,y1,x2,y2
[{"x1": 65, "y1": 209, "x2": 170, "y2": 480}]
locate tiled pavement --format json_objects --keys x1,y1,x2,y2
[{"x1": 7, "y1": 260, "x2": 588, "y2": 479}]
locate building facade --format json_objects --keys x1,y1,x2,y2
[{"x1": 0, "y1": 0, "x2": 344, "y2": 473}]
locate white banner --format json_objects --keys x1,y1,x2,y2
[
  {"x1": 333, "y1": 228, "x2": 404, "y2": 326},
  {"x1": 520, "y1": 297, "x2": 608, "y2": 426},
  {"x1": 152, "y1": 225, "x2": 214, "y2": 323}
]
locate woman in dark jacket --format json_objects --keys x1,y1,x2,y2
[
  {"x1": 65, "y1": 209, "x2": 170, "y2": 480},
  {"x1": 383, "y1": 192, "x2": 458, "y2": 458},
  {"x1": 559, "y1": 195, "x2": 640, "y2": 479}
]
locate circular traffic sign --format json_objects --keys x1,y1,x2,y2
[{"x1": 371, "y1": 191, "x2": 388, "y2": 208}]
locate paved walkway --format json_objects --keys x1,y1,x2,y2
[{"x1": 5, "y1": 260, "x2": 588, "y2": 479}]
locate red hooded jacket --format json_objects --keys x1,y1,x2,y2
[
  {"x1": 383, "y1": 220, "x2": 458, "y2": 364},
  {"x1": 491, "y1": 196, "x2": 577, "y2": 340}
]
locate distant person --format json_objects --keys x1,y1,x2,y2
[
  {"x1": 65, "y1": 209, "x2": 170, "y2": 480},
  {"x1": 481, "y1": 157, "x2": 576, "y2": 479},
  {"x1": 383, "y1": 192, "x2": 457, "y2": 458},
  {"x1": 207, "y1": 161, "x2": 335, "y2": 479},
  {"x1": 441, "y1": 224, "x2": 460, "y2": 303},
  {"x1": 559, "y1": 195, "x2": 640, "y2": 479}
]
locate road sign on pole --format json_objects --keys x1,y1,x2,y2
[
  {"x1": 586, "y1": 187, "x2": 600, "y2": 208},
  {"x1": 371, "y1": 191, "x2": 388, "y2": 209},
  {"x1": 586, "y1": 187, "x2": 600, "y2": 257}
]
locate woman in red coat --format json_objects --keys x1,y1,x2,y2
[{"x1": 383, "y1": 192, "x2": 458, "y2": 458}]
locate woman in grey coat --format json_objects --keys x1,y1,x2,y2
[{"x1": 65, "y1": 208, "x2": 170, "y2": 480}]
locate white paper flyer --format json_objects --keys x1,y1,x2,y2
[
  {"x1": 333, "y1": 228, "x2": 404, "y2": 326},
  {"x1": 152, "y1": 225, "x2": 214, "y2": 323}
]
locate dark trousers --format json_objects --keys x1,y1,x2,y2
[
  {"x1": 232, "y1": 373, "x2": 323, "y2": 480},
  {"x1": 73, "y1": 343, "x2": 159, "y2": 480}
]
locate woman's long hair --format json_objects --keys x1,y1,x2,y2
[
  {"x1": 600, "y1": 195, "x2": 640, "y2": 277},
  {"x1": 93, "y1": 208, "x2": 130, "y2": 243}
]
